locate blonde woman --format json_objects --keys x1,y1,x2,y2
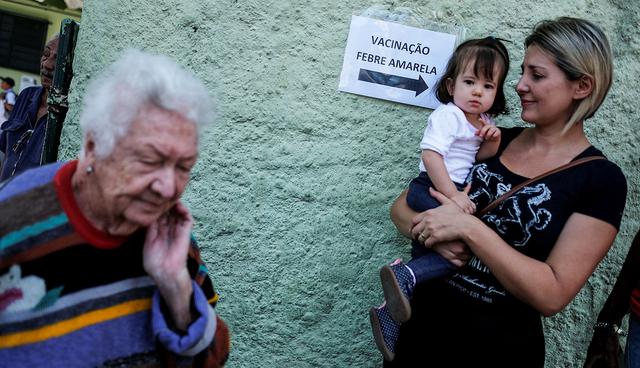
[{"x1": 385, "y1": 17, "x2": 627, "y2": 367}]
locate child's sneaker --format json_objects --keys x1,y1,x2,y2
[
  {"x1": 369, "y1": 304, "x2": 400, "y2": 361},
  {"x1": 380, "y1": 259, "x2": 415, "y2": 323}
]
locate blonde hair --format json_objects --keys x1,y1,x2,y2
[{"x1": 525, "y1": 17, "x2": 612, "y2": 130}]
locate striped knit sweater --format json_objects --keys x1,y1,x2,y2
[{"x1": 0, "y1": 161, "x2": 229, "y2": 367}]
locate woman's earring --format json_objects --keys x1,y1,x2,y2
[{"x1": 86, "y1": 165, "x2": 94, "y2": 174}]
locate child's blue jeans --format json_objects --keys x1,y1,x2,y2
[{"x1": 406, "y1": 172, "x2": 466, "y2": 283}]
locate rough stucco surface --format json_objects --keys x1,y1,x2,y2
[{"x1": 60, "y1": 0, "x2": 639, "y2": 366}]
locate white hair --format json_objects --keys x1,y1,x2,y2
[{"x1": 79, "y1": 49, "x2": 214, "y2": 158}]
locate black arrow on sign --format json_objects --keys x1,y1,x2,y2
[{"x1": 358, "y1": 68, "x2": 428, "y2": 97}]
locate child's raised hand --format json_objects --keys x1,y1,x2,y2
[
  {"x1": 450, "y1": 190, "x2": 476, "y2": 215},
  {"x1": 476, "y1": 118, "x2": 501, "y2": 141}
]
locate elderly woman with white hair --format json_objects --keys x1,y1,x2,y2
[{"x1": 0, "y1": 50, "x2": 230, "y2": 367}]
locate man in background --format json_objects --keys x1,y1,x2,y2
[
  {"x1": 0, "y1": 36, "x2": 58, "y2": 181},
  {"x1": 0, "y1": 77, "x2": 16, "y2": 121}
]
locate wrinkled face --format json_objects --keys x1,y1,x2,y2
[
  {"x1": 447, "y1": 60, "x2": 499, "y2": 122},
  {"x1": 40, "y1": 37, "x2": 59, "y2": 90},
  {"x1": 90, "y1": 105, "x2": 198, "y2": 229},
  {"x1": 516, "y1": 45, "x2": 578, "y2": 126}
]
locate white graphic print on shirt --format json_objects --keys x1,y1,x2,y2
[
  {"x1": 468, "y1": 163, "x2": 553, "y2": 247},
  {"x1": 484, "y1": 183, "x2": 553, "y2": 247},
  {"x1": 452, "y1": 163, "x2": 554, "y2": 304}
]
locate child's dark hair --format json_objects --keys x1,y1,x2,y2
[{"x1": 435, "y1": 37, "x2": 510, "y2": 115}]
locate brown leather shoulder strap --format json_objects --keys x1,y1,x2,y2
[{"x1": 476, "y1": 156, "x2": 606, "y2": 218}]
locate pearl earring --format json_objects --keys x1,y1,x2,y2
[{"x1": 86, "y1": 165, "x2": 94, "y2": 174}]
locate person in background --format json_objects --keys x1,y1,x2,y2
[
  {"x1": 0, "y1": 76, "x2": 15, "y2": 163},
  {"x1": 1, "y1": 77, "x2": 16, "y2": 120},
  {"x1": 0, "y1": 49, "x2": 230, "y2": 367},
  {"x1": 0, "y1": 35, "x2": 59, "y2": 181},
  {"x1": 584, "y1": 229, "x2": 640, "y2": 368}
]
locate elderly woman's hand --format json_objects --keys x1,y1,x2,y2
[{"x1": 143, "y1": 201, "x2": 194, "y2": 330}]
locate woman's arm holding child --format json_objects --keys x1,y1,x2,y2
[
  {"x1": 390, "y1": 190, "x2": 471, "y2": 267},
  {"x1": 416, "y1": 189, "x2": 617, "y2": 317}
]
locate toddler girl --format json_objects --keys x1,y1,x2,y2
[{"x1": 370, "y1": 37, "x2": 510, "y2": 361}]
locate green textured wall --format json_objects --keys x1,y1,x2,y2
[{"x1": 60, "y1": 0, "x2": 639, "y2": 366}]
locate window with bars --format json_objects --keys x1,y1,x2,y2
[{"x1": 0, "y1": 11, "x2": 48, "y2": 74}]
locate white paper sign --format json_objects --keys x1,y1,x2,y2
[{"x1": 338, "y1": 15, "x2": 457, "y2": 109}]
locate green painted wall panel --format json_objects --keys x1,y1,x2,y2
[{"x1": 60, "y1": 0, "x2": 640, "y2": 366}]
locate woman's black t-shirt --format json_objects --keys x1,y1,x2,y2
[
  {"x1": 388, "y1": 127, "x2": 627, "y2": 368},
  {"x1": 451, "y1": 127, "x2": 626, "y2": 307}
]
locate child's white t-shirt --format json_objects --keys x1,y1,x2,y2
[{"x1": 419, "y1": 102, "x2": 495, "y2": 184}]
